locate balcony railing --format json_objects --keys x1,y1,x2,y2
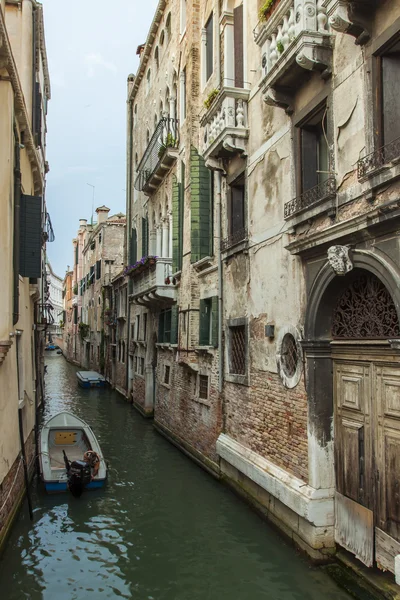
[
  {"x1": 130, "y1": 258, "x2": 176, "y2": 307},
  {"x1": 35, "y1": 303, "x2": 54, "y2": 328},
  {"x1": 134, "y1": 117, "x2": 179, "y2": 194},
  {"x1": 221, "y1": 227, "x2": 248, "y2": 252},
  {"x1": 255, "y1": 0, "x2": 332, "y2": 103},
  {"x1": 42, "y1": 211, "x2": 55, "y2": 244},
  {"x1": 201, "y1": 87, "x2": 250, "y2": 160},
  {"x1": 284, "y1": 177, "x2": 336, "y2": 219},
  {"x1": 357, "y1": 137, "x2": 400, "y2": 180}
]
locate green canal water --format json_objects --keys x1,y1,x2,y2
[{"x1": 0, "y1": 355, "x2": 353, "y2": 600}]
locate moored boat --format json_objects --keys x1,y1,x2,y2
[
  {"x1": 39, "y1": 411, "x2": 107, "y2": 494},
  {"x1": 76, "y1": 370, "x2": 106, "y2": 388}
]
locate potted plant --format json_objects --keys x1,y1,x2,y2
[
  {"x1": 158, "y1": 133, "x2": 177, "y2": 159},
  {"x1": 258, "y1": 0, "x2": 279, "y2": 22}
]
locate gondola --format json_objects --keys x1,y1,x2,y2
[{"x1": 39, "y1": 412, "x2": 107, "y2": 495}]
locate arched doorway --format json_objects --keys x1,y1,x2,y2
[{"x1": 305, "y1": 254, "x2": 400, "y2": 571}]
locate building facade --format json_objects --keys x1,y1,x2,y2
[
  {"x1": 46, "y1": 261, "x2": 63, "y2": 342},
  {"x1": 64, "y1": 207, "x2": 126, "y2": 374},
  {"x1": 0, "y1": 0, "x2": 51, "y2": 548},
  {"x1": 125, "y1": 0, "x2": 400, "y2": 583}
]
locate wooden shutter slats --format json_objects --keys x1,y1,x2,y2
[
  {"x1": 382, "y1": 54, "x2": 400, "y2": 146},
  {"x1": 19, "y1": 194, "x2": 42, "y2": 278},
  {"x1": 234, "y1": 5, "x2": 244, "y2": 88}
]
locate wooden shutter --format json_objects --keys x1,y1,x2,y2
[
  {"x1": 191, "y1": 147, "x2": 212, "y2": 263},
  {"x1": 211, "y1": 295, "x2": 219, "y2": 347},
  {"x1": 206, "y1": 13, "x2": 214, "y2": 80},
  {"x1": 130, "y1": 228, "x2": 137, "y2": 264},
  {"x1": 231, "y1": 184, "x2": 244, "y2": 235},
  {"x1": 96, "y1": 260, "x2": 101, "y2": 279},
  {"x1": 34, "y1": 82, "x2": 42, "y2": 147},
  {"x1": 382, "y1": 54, "x2": 400, "y2": 146},
  {"x1": 142, "y1": 217, "x2": 148, "y2": 257},
  {"x1": 75, "y1": 244, "x2": 79, "y2": 265},
  {"x1": 301, "y1": 128, "x2": 318, "y2": 192},
  {"x1": 19, "y1": 194, "x2": 42, "y2": 278},
  {"x1": 199, "y1": 299, "x2": 209, "y2": 346},
  {"x1": 234, "y1": 5, "x2": 244, "y2": 88},
  {"x1": 171, "y1": 305, "x2": 179, "y2": 344}
]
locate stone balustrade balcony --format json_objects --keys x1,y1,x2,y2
[
  {"x1": 129, "y1": 258, "x2": 176, "y2": 308},
  {"x1": 134, "y1": 117, "x2": 179, "y2": 195},
  {"x1": 200, "y1": 87, "x2": 250, "y2": 161},
  {"x1": 254, "y1": 0, "x2": 332, "y2": 111}
]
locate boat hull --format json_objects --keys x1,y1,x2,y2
[
  {"x1": 44, "y1": 478, "x2": 106, "y2": 493},
  {"x1": 76, "y1": 371, "x2": 106, "y2": 388}
]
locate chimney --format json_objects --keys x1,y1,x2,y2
[
  {"x1": 79, "y1": 219, "x2": 87, "y2": 230},
  {"x1": 136, "y1": 44, "x2": 145, "y2": 59},
  {"x1": 96, "y1": 205, "x2": 110, "y2": 225}
]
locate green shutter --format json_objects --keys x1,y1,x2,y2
[
  {"x1": 75, "y1": 244, "x2": 79, "y2": 265},
  {"x1": 19, "y1": 194, "x2": 42, "y2": 278},
  {"x1": 190, "y1": 147, "x2": 212, "y2": 263},
  {"x1": 199, "y1": 299, "x2": 209, "y2": 346},
  {"x1": 171, "y1": 305, "x2": 179, "y2": 344},
  {"x1": 130, "y1": 228, "x2": 137, "y2": 264},
  {"x1": 211, "y1": 295, "x2": 219, "y2": 347},
  {"x1": 142, "y1": 217, "x2": 149, "y2": 257}
]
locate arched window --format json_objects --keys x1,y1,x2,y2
[
  {"x1": 160, "y1": 30, "x2": 165, "y2": 46},
  {"x1": 166, "y1": 13, "x2": 171, "y2": 43},
  {"x1": 118, "y1": 340, "x2": 121, "y2": 361},
  {"x1": 122, "y1": 341, "x2": 125, "y2": 363},
  {"x1": 146, "y1": 69, "x2": 151, "y2": 94},
  {"x1": 146, "y1": 129, "x2": 150, "y2": 144},
  {"x1": 154, "y1": 113, "x2": 158, "y2": 130},
  {"x1": 135, "y1": 152, "x2": 138, "y2": 168},
  {"x1": 159, "y1": 100, "x2": 164, "y2": 119},
  {"x1": 155, "y1": 46, "x2": 159, "y2": 70},
  {"x1": 134, "y1": 104, "x2": 138, "y2": 127}
]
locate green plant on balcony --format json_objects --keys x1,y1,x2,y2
[
  {"x1": 60, "y1": 320, "x2": 64, "y2": 329},
  {"x1": 78, "y1": 322, "x2": 90, "y2": 341},
  {"x1": 158, "y1": 133, "x2": 177, "y2": 159},
  {"x1": 73, "y1": 284, "x2": 78, "y2": 295},
  {"x1": 276, "y1": 40, "x2": 284, "y2": 54},
  {"x1": 259, "y1": 0, "x2": 278, "y2": 22},
  {"x1": 204, "y1": 88, "x2": 219, "y2": 110}
]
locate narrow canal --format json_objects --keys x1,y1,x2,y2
[{"x1": 0, "y1": 355, "x2": 354, "y2": 600}]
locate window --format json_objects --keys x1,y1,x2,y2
[
  {"x1": 136, "y1": 356, "x2": 144, "y2": 375},
  {"x1": 99, "y1": 232, "x2": 102, "y2": 244},
  {"x1": 160, "y1": 30, "x2": 165, "y2": 46},
  {"x1": 276, "y1": 326, "x2": 303, "y2": 389},
  {"x1": 90, "y1": 265, "x2": 95, "y2": 285},
  {"x1": 146, "y1": 129, "x2": 150, "y2": 145},
  {"x1": 228, "y1": 174, "x2": 245, "y2": 240},
  {"x1": 180, "y1": 68, "x2": 186, "y2": 122},
  {"x1": 164, "y1": 364, "x2": 170, "y2": 385},
  {"x1": 96, "y1": 260, "x2": 101, "y2": 280},
  {"x1": 136, "y1": 315, "x2": 140, "y2": 340},
  {"x1": 122, "y1": 341, "x2": 125, "y2": 363},
  {"x1": 143, "y1": 313, "x2": 148, "y2": 340},
  {"x1": 190, "y1": 148, "x2": 213, "y2": 262},
  {"x1": 166, "y1": 13, "x2": 171, "y2": 43},
  {"x1": 134, "y1": 104, "x2": 138, "y2": 126},
  {"x1": 142, "y1": 216, "x2": 149, "y2": 257},
  {"x1": 229, "y1": 324, "x2": 246, "y2": 375},
  {"x1": 155, "y1": 46, "x2": 159, "y2": 70},
  {"x1": 146, "y1": 69, "x2": 151, "y2": 94},
  {"x1": 180, "y1": 0, "x2": 186, "y2": 35},
  {"x1": 131, "y1": 323, "x2": 135, "y2": 340},
  {"x1": 199, "y1": 297, "x2": 218, "y2": 346},
  {"x1": 233, "y1": 5, "x2": 244, "y2": 88},
  {"x1": 158, "y1": 306, "x2": 178, "y2": 344},
  {"x1": 280, "y1": 334, "x2": 298, "y2": 377},
  {"x1": 199, "y1": 374, "x2": 208, "y2": 400},
  {"x1": 205, "y1": 14, "x2": 214, "y2": 81},
  {"x1": 298, "y1": 104, "x2": 329, "y2": 193}
]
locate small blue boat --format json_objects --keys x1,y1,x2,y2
[
  {"x1": 76, "y1": 370, "x2": 106, "y2": 388},
  {"x1": 39, "y1": 412, "x2": 107, "y2": 494}
]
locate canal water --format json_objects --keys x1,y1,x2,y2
[{"x1": 0, "y1": 355, "x2": 353, "y2": 600}]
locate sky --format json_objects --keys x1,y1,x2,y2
[{"x1": 42, "y1": 0, "x2": 159, "y2": 277}]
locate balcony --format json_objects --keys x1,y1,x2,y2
[
  {"x1": 284, "y1": 177, "x2": 336, "y2": 219},
  {"x1": 200, "y1": 87, "x2": 250, "y2": 161},
  {"x1": 221, "y1": 227, "x2": 248, "y2": 252},
  {"x1": 357, "y1": 137, "x2": 400, "y2": 181},
  {"x1": 254, "y1": 0, "x2": 332, "y2": 112},
  {"x1": 134, "y1": 117, "x2": 179, "y2": 195},
  {"x1": 129, "y1": 258, "x2": 177, "y2": 307},
  {"x1": 72, "y1": 295, "x2": 78, "y2": 307},
  {"x1": 35, "y1": 303, "x2": 54, "y2": 328}
]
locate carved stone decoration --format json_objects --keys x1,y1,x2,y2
[
  {"x1": 0, "y1": 340, "x2": 13, "y2": 366},
  {"x1": 296, "y1": 45, "x2": 332, "y2": 79},
  {"x1": 328, "y1": 1, "x2": 371, "y2": 45},
  {"x1": 263, "y1": 87, "x2": 293, "y2": 114},
  {"x1": 327, "y1": 245, "x2": 353, "y2": 276}
]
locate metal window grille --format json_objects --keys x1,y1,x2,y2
[
  {"x1": 284, "y1": 177, "x2": 336, "y2": 219},
  {"x1": 164, "y1": 365, "x2": 170, "y2": 384},
  {"x1": 281, "y1": 334, "x2": 298, "y2": 378},
  {"x1": 229, "y1": 325, "x2": 246, "y2": 375},
  {"x1": 199, "y1": 375, "x2": 208, "y2": 399},
  {"x1": 357, "y1": 136, "x2": 400, "y2": 179},
  {"x1": 221, "y1": 227, "x2": 247, "y2": 251}
]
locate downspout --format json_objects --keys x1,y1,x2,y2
[
  {"x1": 216, "y1": 171, "x2": 223, "y2": 393},
  {"x1": 13, "y1": 126, "x2": 21, "y2": 325},
  {"x1": 125, "y1": 85, "x2": 133, "y2": 398}
]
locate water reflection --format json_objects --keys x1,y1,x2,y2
[{"x1": 0, "y1": 355, "x2": 352, "y2": 599}]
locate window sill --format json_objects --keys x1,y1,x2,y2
[
  {"x1": 193, "y1": 256, "x2": 214, "y2": 272},
  {"x1": 225, "y1": 373, "x2": 249, "y2": 386},
  {"x1": 195, "y1": 345, "x2": 216, "y2": 355},
  {"x1": 160, "y1": 381, "x2": 171, "y2": 390},
  {"x1": 156, "y1": 343, "x2": 177, "y2": 350},
  {"x1": 192, "y1": 396, "x2": 211, "y2": 407}
]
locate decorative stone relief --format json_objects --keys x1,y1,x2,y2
[
  {"x1": 276, "y1": 325, "x2": 303, "y2": 389},
  {"x1": 327, "y1": 245, "x2": 353, "y2": 276}
]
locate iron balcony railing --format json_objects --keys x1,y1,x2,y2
[
  {"x1": 357, "y1": 136, "x2": 400, "y2": 179},
  {"x1": 134, "y1": 117, "x2": 179, "y2": 192},
  {"x1": 35, "y1": 303, "x2": 54, "y2": 327},
  {"x1": 221, "y1": 227, "x2": 248, "y2": 251},
  {"x1": 284, "y1": 177, "x2": 336, "y2": 219},
  {"x1": 42, "y1": 211, "x2": 55, "y2": 243}
]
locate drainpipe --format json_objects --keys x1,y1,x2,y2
[
  {"x1": 13, "y1": 126, "x2": 21, "y2": 325},
  {"x1": 216, "y1": 171, "x2": 223, "y2": 393},
  {"x1": 125, "y1": 83, "x2": 134, "y2": 398}
]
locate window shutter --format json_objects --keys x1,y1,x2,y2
[
  {"x1": 172, "y1": 175, "x2": 181, "y2": 272},
  {"x1": 301, "y1": 128, "x2": 318, "y2": 192},
  {"x1": 382, "y1": 54, "x2": 400, "y2": 146},
  {"x1": 191, "y1": 147, "x2": 212, "y2": 263},
  {"x1": 142, "y1": 217, "x2": 149, "y2": 257},
  {"x1": 199, "y1": 299, "x2": 209, "y2": 346},
  {"x1": 206, "y1": 14, "x2": 214, "y2": 80},
  {"x1": 75, "y1": 244, "x2": 79, "y2": 265},
  {"x1": 19, "y1": 194, "x2": 42, "y2": 278},
  {"x1": 211, "y1": 295, "x2": 219, "y2": 347},
  {"x1": 158, "y1": 311, "x2": 165, "y2": 343},
  {"x1": 34, "y1": 82, "x2": 42, "y2": 147},
  {"x1": 234, "y1": 5, "x2": 244, "y2": 88},
  {"x1": 130, "y1": 228, "x2": 137, "y2": 264},
  {"x1": 96, "y1": 260, "x2": 101, "y2": 279},
  {"x1": 171, "y1": 305, "x2": 179, "y2": 344},
  {"x1": 74, "y1": 307, "x2": 78, "y2": 325}
]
